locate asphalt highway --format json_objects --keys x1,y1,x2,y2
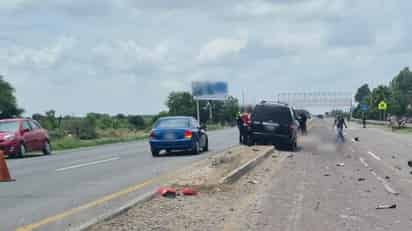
[
  {"x1": 1, "y1": 128, "x2": 238, "y2": 231},
  {"x1": 247, "y1": 119, "x2": 412, "y2": 230}
]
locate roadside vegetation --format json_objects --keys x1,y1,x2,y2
[
  {"x1": 353, "y1": 67, "x2": 412, "y2": 120},
  {"x1": 0, "y1": 75, "x2": 240, "y2": 152}
]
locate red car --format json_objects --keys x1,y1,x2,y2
[{"x1": 0, "y1": 118, "x2": 51, "y2": 158}]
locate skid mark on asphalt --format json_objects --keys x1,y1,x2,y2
[
  {"x1": 56, "y1": 157, "x2": 120, "y2": 172},
  {"x1": 358, "y1": 157, "x2": 399, "y2": 196}
]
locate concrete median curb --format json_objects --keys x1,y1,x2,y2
[
  {"x1": 74, "y1": 145, "x2": 273, "y2": 231},
  {"x1": 219, "y1": 146, "x2": 274, "y2": 184}
]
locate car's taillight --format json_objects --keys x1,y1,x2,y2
[
  {"x1": 149, "y1": 131, "x2": 155, "y2": 139},
  {"x1": 184, "y1": 130, "x2": 192, "y2": 139},
  {"x1": 289, "y1": 123, "x2": 298, "y2": 131}
]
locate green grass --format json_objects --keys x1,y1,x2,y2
[
  {"x1": 50, "y1": 124, "x2": 228, "y2": 152},
  {"x1": 51, "y1": 132, "x2": 148, "y2": 151}
]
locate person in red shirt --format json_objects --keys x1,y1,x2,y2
[{"x1": 238, "y1": 112, "x2": 251, "y2": 145}]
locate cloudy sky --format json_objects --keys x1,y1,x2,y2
[{"x1": 1, "y1": 0, "x2": 411, "y2": 115}]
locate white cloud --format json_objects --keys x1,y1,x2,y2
[
  {"x1": 3, "y1": 36, "x2": 76, "y2": 69},
  {"x1": 1, "y1": 0, "x2": 412, "y2": 115},
  {"x1": 197, "y1": 38, "x2": 248, "y2": 63}
]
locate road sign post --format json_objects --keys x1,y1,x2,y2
[{"x1": 378, "y1": 101, "x2": 387, "y2": 121}]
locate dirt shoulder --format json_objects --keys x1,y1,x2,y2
[{"x1": 88, "y1": 146, "x2": 285, "y2": 231}]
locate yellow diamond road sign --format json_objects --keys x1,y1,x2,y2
[{"x1": 378, "y1": 101, "x2": 387, "y2": 110}]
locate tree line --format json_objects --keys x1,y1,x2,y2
[
  {"x1": 0, "y1": 76, "x2": 240, "y2": 140},
  {"x1": 353, "y1": 67, "x2": 412, "y2": 119}
]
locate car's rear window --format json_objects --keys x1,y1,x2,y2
[
  {"x1": 155, "y1": 118, "x2": 191, "y2": 129},
  {"x1": 252, "y1": 105, "x2": 293, "y2": 124},
  {"x1": 0, "y1": 121, "x2": 19, "y2": 133}
]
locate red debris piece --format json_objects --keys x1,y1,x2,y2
[
  {"x1": 156, "y1": 187, "x2": 177, "y2": 197},
  {"x1": 181, "y1": 187, "x2": 198, "y2": 196}
]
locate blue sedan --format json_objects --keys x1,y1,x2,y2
[{"x1": 149, "y1": 116, "x2": 208, "y2": 157}]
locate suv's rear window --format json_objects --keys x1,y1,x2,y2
[
  {"x1": 252, "y1": 105, "x2": 293, "y2": 124},
  {"x1": 155, "y1": 118, "x2": 191, "y2": 129}
]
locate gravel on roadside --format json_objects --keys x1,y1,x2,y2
[{"x1": 88, "y1": 149, "x2": 286, "y2": 231}]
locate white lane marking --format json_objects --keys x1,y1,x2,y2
[
  {"x1": 360, "y1": 157, "x2": 369, "y2": 168},
  {"x1": 368, "y1": 151, "x2": 382, "y2": 161},
  {"x1": 375, "y1": 174, "x2": 400, "y2": 195},
  {"x1": 56, "y1": 157, "x2": 120, "y2": 172},
  {"x1": 359, "y1": 158, "x2": 399, "y2": 195}
]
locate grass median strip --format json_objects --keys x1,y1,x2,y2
[{"x1": 51, "y1": 134, "x2": 148, "y2": 151}]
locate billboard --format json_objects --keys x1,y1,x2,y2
[{"x1": 192, "y1": 81, "x2": 228, "y2": 100}]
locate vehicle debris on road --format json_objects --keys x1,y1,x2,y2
[
  {"x1": 181, "y1": 187, "x2": 198, "y2": 196},
  {"x1": 336, "y1": 163, "x2": 345, "y2": 167},
  {"x1": 408, "y1": 161, "x2": 412, "y2": 168},
  {"x1": 376, "y1": 204, "x2": 397, "y2": 210},
  {"x1": 156, "y1": 187, "x2": 177, "y2": 198},
  {"x1": 248, "y1": 180, "x2": 259, "y2": 185},
  {"x1": 358, "y1": 178, "x2": 366, "y2": 182}
]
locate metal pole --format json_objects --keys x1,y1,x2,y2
[
  {"x1": 209, "y1": 101, "x2": 213, "y2": 121},
  {"x1": 196, "y1": 100, "x2": 200, "y2": 122}
]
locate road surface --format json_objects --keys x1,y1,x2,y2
[
  {"x1": 0, "y1": 128, "x2": 238, "y2": 231},
  {"x1": 236, "y1": 119, "x2": 412, "y2": 230}
]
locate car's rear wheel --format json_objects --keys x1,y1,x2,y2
[
  {"x1": 151, "y1": 148, "x2": 159, "y2": 157},
  {"x1": 18, "y1": 143, "x2": 26, "y2": 158},
  {"x1": 42, "y1": 140, "x2": 52, "y2": 155}
]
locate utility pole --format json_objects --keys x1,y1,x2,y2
[{"x1": 196, "y1": 100, "x2": 200, "y2": 122}]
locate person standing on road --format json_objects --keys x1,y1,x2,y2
[
  {"x1": 334, "y1": 115, "x2": 348, "y2": 142},
  {"x1": 362, "y1": 115, "x2": 366, "y2": 128},
  {"x1": 298, "y1": 113, "x2": 308, "y2": 135},
  {"x1": 236, "y1": 113, "x2": 244, "y2": 144},
  {"x1": 238, "y1": 112, "x2": 251, "y2": 145}
]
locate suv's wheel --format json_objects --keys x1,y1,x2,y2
[
  {"x1": 18, "y1": 143, "x2": 26, "y2": 158},
  {"x1": 42, "y1": 140, "x2": 52, "y2": 155}
]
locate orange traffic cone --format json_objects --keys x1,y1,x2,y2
[{"x1": 0, "y1": 151, "x2": 14, "y2": 182}]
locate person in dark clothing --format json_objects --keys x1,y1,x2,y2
[
  {"x1": 299, "y1": 113, "x2": 308, "y2": 135},
  {"x1": 236, "y1": 114, "x2": 244, "y2": 144},
  {"x1": 334, "y1": 116, "x2": 348, "y2": 142},
  {"x1": 238, "y1": 112, "x2": 251, "y2": 145},
  {"x1": 362, "y1": 115, "x2": 366, "y2": 128}
]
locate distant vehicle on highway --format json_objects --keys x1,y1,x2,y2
[
  {"x1": 317, "y1": 114, "x2": 324, "y2": 119},
  {"x1": 149, "y1": 116, "x2": 208, "y2": 157},
  {"x1": 250, "y1": 101, "x2": 299, "y2": 150},
  {"x1": 0, "y1": 118, "x2": 51, "y2": 158}
]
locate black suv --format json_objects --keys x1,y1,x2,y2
[{"x1": 250, "y1": 101, "x2": 299, "y2": 150}]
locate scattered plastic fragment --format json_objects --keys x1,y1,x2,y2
[
  {"x1": 376, "y1": 204, "x2": 397, "y2": 210},
  {"x1": 181, "y1": 187, "x2": 198, "y2": 196},
  {"x1": 156, "y1": 187, "x2": 177, "y2": 198}
]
